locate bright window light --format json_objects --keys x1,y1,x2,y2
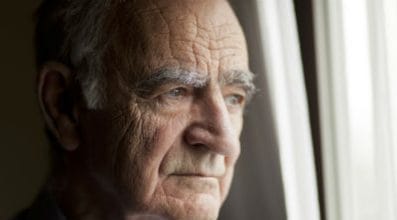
[
  {"x1": 342, "y1": 1, "x2": 376, "y2": 219},
  {"x1": 314, "y1": 0, "x2": 397, "y2": 219},
  {"x1": 256, "y1": 0, "x2": 320, "y2": 219}
]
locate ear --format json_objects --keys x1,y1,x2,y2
[{"x1": 38, "y1": 62, "x2": 80, "y2": 151}]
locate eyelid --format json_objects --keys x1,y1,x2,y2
[
  {"x1": 164, "y1": 86, "x2": 189, "y2": 97},
  {"x1": 222, "y1": 86, "x2": 248, "y2": 109},
  {"x1": 224, "y1": 84, "x2": 248, "y2": 96},
  {"x1": 160, "y1": 83, "x2": 192, "y2": 93},
  {"x1": 228, "y1": 83, "x2": 256, "y2": 103},
  {"x1": 225, "y1": 93, "x2": 245, "y2": 103},
  {"x1": 156, "y1": 84, "x2": 195, "y2": 103}
]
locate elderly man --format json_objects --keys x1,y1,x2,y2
[{"x1": 16, "y1": 0, "x2": 255, "y2": 219}]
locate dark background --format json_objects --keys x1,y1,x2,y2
[{"x1": 0, "y1": 1, "x2": 49, "y2": 219}]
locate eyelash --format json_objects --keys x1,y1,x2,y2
[
  {"x1": 155, "y1": 86, "x2": 193, "y2": 105},
  {"x1": 164, "y1": 87, "x2": 189, "y2": 98},
  {"x1": 224, "y1": 94, "x2": 245, "y2": 107},
  {"x1": 157, "y1": 86, "x2": 247, "y2": 110}
]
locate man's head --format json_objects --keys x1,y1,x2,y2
[{"x1": 36, "y1": 0, "x2": 254, "y2": 219}]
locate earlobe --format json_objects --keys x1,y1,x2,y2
[{"x1": 38, "y1": 62, "x2": 80, "y2": 151}]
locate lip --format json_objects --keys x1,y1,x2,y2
[
  {"x1": 167, "y1": 173, "x2": 220, "y2": 194},
  {"x1": 171, "y1": 173, "x2": 221, "y2": 178}
]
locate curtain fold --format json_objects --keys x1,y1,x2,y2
[
  {"x1": 220, "y1": 0, "x2": 320, "y2": 219},
  {"x1": 255, "y1": 0, "x2": 320, "y2": 219},
  {"x1": 314, "y1": 0, "x2": 397, "y2": 219}
]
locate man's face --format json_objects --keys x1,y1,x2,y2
[{"x1": 79, "y1": 0, "x2": 252, "y2": 219}]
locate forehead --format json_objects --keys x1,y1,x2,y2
[{"x1": 118, "y1": 0, "x2": 249, "y2": 81}]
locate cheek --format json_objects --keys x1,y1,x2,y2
[
  {"x1": 152, "y1": 113, "x2": 189, "y2": 172},
  {"x1": 123, "y1": 111, "x2": 189, "y2": 201},
  {"x1": 231, "y1": 113, "x2": 244, "y2": 136},
  {"x1": 143, "y1": 117, "x2": 185, "y2": 174},
  {"x1": 219, "y1": 165, "x2": 236, "y2": 202},
  {"x1": 83, "y1": 107, "x2": 166, "y2": 205},
  {"x1": 222, "y1": 115, "x2": 242, "y2": 200}
]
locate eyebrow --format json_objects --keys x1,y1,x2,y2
[
  {"x1": 136, "y1": 68, "x2": 256, "y2": 99},
  {"x1": 220, "y1": 69, "x2": 257, "y2": 99},
  {"x1": 135, "y1": 68, "x2": 209, "y2": 96}
]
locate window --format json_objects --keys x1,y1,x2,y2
[{"x1": 314, "y1": 0, "x2": 397, "y2": 219}]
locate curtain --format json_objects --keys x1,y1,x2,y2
[
  {"x1": 314, "y1": 0, "x2": 397, "y2": 219},
  {"x1": 220, "y1": 0, "x2": 320, "y2": 219}
]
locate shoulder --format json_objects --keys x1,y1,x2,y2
[
  {"x1": 11, "y1": 209, "x2": 30, "y2": 220},
  {"x1": 10, "y1": 191, "x2": 66, "y2": 220}
]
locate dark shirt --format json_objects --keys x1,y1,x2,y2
[{"x1": 12, "y1": 191, "x2": 66, "y2": 220}]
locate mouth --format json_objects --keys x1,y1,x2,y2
[
  {"x1": 171, "y1": 173, "x2": 221, "y2": 178},
  {"x1": 164, "y1": 172, "x2": 222, "y2": 198},
  {"x1": 169, "y1": 173, "x2": 223, "y2": 184}
]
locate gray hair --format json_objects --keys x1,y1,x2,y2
[
  {"x1": 35, "y1": 0, "x2": 240, "y2": 109},
  {"x1": 35, "y1": 0, "x2": 114, "y2": 109}
]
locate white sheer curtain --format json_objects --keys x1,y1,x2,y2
[
  {"x1": 314, "y1": 0, "x2": 397, "y2": 219},
  {"x1": 219, "y1": 0, "x2": 320, "y2": 219},
  {"x1": 255, "y1": 0, "x2": 320, "y2": 220}
]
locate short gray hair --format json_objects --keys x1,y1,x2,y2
[{"x1": 35, "y1": 0, "x2": 114, "y2": 109}]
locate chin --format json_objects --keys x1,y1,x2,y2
[
  {"x1": 163, "y1": 196, "x2": 221, "y2": 220},
  {"x1": 160, "y1": 176, "x2": 224, "y2": 219},
  {"x1": 146, "y1": 187, "x2": 222, "y2": 220},
  {"x1": 183, "y1": 193, "x2": 221, "y2": 220}
]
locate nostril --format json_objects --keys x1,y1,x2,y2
[
  {"x1": 191, "y1": 143, "x2": 206, "y2": 148},
  {"x1": 189, "y1": 143, "x2": 211, "y2": 154},
  {"x1": 192, "y1": 143, "x2": 202, "y2": 147},
  {"x1": 183, "y1": 124, "x2": 209, "y2": 144},
  {"x1": 183, "y1": 123, "x2": 238, "y2": 156}
]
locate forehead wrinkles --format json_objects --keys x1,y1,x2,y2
[
  {"x1": 158, "y1": 3, "x2": 246, "y2": 74},
  {"x1": 142, "y1": 0, "x2": 245, "y2": 52},
  {"x1": 109, "y1": 0, "x2": 247, "y2": 88}
]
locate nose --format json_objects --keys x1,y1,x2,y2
[{"x1": 183, "y1": 91, "x2": 241, "y2": 157}]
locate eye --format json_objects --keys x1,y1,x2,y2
[
  {"x1": 155, "y1": 85, "x2": 194, "y2": 107},
  {"x1": 224, "y1": 94, "x2": 245, "y2": 107},
  {"x1": 164, "y1": 87, "x2": 188, "y2": 98},
  {"x1": 154, "y1": 86, "x2": 193, "y2": 109}
]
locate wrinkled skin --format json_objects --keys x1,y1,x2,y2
[{"x1": 42, "y1": 0, "x2": 250, "y2": 219}]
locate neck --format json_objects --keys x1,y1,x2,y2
[{"x1": 48, "y1": 166, "x2": 129, "y2": 220}]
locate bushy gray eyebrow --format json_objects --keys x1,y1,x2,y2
[
  {"x1": 135, "y1": 68, "x2": 256, "y2": 100},
  {"x1": 135, "y1": 68, "x2": 209, "y2": 96},
  {"x1": 220, "y1": 69, "x2": 257, "y2": 100}
]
